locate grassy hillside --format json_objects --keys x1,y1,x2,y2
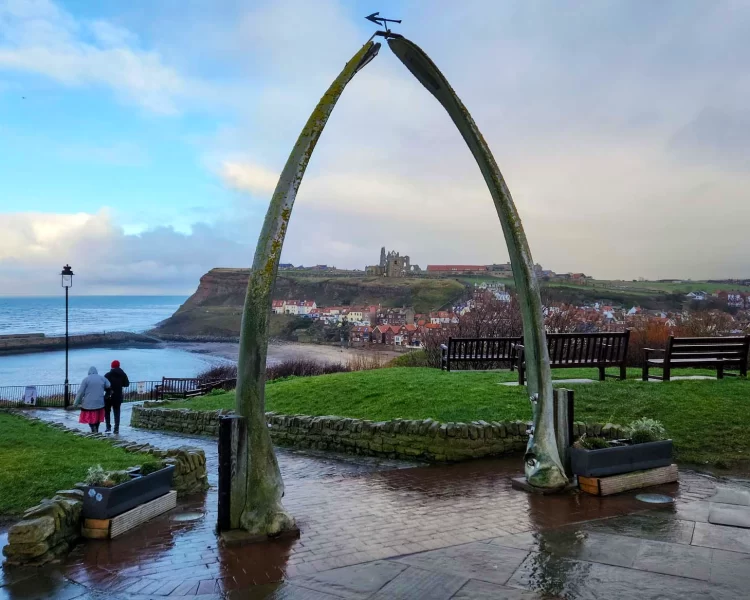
[
  {"x1": 153, "y1": 270, "x2": 465, "y2": 337},
  {"x1": 458, "y1": 275, "x2": 744, "y2": 310},
  {"x1": 163, "y1": 367, "x2": 749, "y2": 468}
]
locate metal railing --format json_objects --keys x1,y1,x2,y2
[{"x1": 0, "y1": 381, "x2": 162, "y2": 408}]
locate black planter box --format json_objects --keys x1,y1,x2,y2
[
  {"x1": 570, "y1": 440, "x2": 673, "y2": 478},
  {"x1": 81, "y1": 465, "x2": 175, "y2": 519}
]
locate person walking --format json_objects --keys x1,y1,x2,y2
[
  {"x1": 73, "y1": 366, "x2": 110, "y2": 433},
  {"x1": 104, "y1": 359, "x2": 129, "y2": 435}
]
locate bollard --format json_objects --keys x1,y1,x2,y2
[
  {"x1": 217, "y1": 415, "x2": 247, "y2": 532},
  {"x1": 553, "y1": 389, "x2": 575, "y2": 478}
]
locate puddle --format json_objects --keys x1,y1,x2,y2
[
  {"x1": 636, "y1": 493, "x2": 674, "y2": 504},
  {"x1": 171, "y1": 511, "x2": 204, "y2": 522}
]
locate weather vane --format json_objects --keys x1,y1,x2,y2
[{"x1": 365, "y1": 12, "x2": 402, "y2": 34}]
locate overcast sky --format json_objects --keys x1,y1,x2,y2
[{"x1": 1, "y1": 0, "x2": 748, "y2": 295}]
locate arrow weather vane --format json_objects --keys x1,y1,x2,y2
[{"x1": 365, "y1": 11, "x2": 401, "y2": 33}]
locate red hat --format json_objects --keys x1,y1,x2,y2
[{"x1": 111, "y1": 360, "x2": 120, "y2": 368}]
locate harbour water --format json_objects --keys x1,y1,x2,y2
[
  {"x1": 0, "y1": 295, "x2": 207, "y2": 386},
  {"x1": 0, "y1": 296, "x2": 397, "y2": 387},
  {"x1": 0, "y1": 345, "x2": 232, "y2": 387},
  {"x1": 0, "y1": 296, "x2": 186, "y2": 336}
]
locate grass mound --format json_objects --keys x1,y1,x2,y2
[
  {"x1": 162, "y1": 367, "x2": 750, "y2": 468},
  {"x1": 0, "y1": 413, "x2": 159, "y2": 516}
]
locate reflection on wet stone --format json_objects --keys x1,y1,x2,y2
[
  {"x1": 633, "y1": 539, "x2": 712, "y2": 580},
  {"x1": 709, "y1": 548, "x2": 750, "y2": 592},
  {"x1": 510, "y1": 553, "x2": 732, "y2": 600},
  {"x1": 581, "y1": 513, "x2": 696, "y2": 545},
  {"x1": 291, "y1": 561, "x2": 406, "y2": 599},
  {"x1": 692, "y1": 522, "x2": 750, "y2": 554},
  {"x1": 453, "y1": 579, "x2": 553, "y2": 599},
  {"x1": 369, "y1": 566, "x2": 467, "y2": 600},
  {"x1": 395, "y1": 542, "x2": 528, "y2": 585}
]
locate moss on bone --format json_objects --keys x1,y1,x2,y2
[
  {"x1": 387, "y1": 36, "x2": 567, "y2": 489},
  {"x1": 234, "y1": 41, "x2": 376, "y2": 534}
]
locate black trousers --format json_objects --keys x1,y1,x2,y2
[{"x1": 105, "y1": 399, "x2": 122, "y2": 430}]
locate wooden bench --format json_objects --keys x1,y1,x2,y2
[
  {"x1": 154, "y1": 377, "x2": 200, "y2": 401},
  {"x1": 517, "y1": 331, "x2": 630, "y2": 385},
  {"x1": 642, "y1": 335, "x2": 749, "y2": 381},
  {"x1": 441, "y1": 337, "x2": 522, "y2": 372},
  {"x1": 183, "y1": 378, "x2": 237, "y2": 398}
]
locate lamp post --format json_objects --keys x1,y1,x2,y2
[{"x1": 61, "y1": 265, "x2": 74, "y2": 407}]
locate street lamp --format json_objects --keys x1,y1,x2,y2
[{"x1": 61, "y1": 265, "x2": 74, "y2": 407}]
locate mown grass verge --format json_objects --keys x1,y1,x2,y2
[
  {"x1": 160, "y1": 367, "x2": 750, "y2": 468},
  {"x1": 0, "y1": 412, "x2": 159, "y2": 516}
]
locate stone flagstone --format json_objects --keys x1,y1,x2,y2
[
  {"x1": 709, "y1": 486, "x2": 750, "y2": 506},
  {"x1": 709, "y1": 504, "x2": 750, "y2": 529},
  {"x1": 394, "y1": 541, "x2": 529, "y2": 585}
]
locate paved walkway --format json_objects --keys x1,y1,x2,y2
[{"x1": 1, "y1": 404, "x2": 746, "y2": 599}]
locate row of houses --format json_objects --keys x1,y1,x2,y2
[
  {"x1": 686, "y1": 290, "x2": 750, "y2": 308},
  {"x1": 351, "y1": 323, "x2": 440, "y2": 346},
  {"x1": 271, "y1": 300, "x2": 415, "y2": 326}
]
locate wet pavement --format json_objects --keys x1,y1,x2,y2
[{"x1": 1, "y1": 404, "x2": 746, "y2": 599}]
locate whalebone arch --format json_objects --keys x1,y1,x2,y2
[{"x1": 235, "y1": 33, "x2": 566, "y2": 536}]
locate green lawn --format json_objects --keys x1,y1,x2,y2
[
  {"x1": 0, "y1": 413, "x2": 159, "y2": 516},
  {"x1": 162, "y1": 367, "x2": 750, "y2": 469}
]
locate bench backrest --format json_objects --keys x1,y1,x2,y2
[
  {"x1": 160, "y1": 377, "x2": 201, "y2": 392},
  {"x1": 447, "y1": 337, "x2": 522, "y2": 360},
  {"x1": 546, "y1": 331, "x2": 630, "y2": 365},
  {"x1": 667, "y1": 336, "x2": 750, "y2": 362}
]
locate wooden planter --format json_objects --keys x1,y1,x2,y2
[
  {"x1": 81, "y1": 465, "x2": 175, "y2": 519},
  {"x1": 570, "y1": 440, "x2": 673, "y2": 478}
]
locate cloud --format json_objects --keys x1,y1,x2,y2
[
  {"x1": 668, "y1": 107, "x2": 750, "y2": 171},
  {"x1": 0, "y1": 211, "x2": 255, "y2": 295},
  {"x1": 0, "y1": 0, "x2": 210, "y2": 114},
  {"x1": 219, "y1": 162, "x2": 279, "y2": 196},
  {"x1": 206, "y1": 0, "x2": 750, "y2": 280},
  {"x1": 3, "y1": 0, "x2": 750, "y2": 291}
]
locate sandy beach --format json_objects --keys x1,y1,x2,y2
[{"x1": 169, "y1": 341, "x2": 403, "y2": 366}]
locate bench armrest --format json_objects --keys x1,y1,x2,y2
[
  {"x1": 440, "y1": 344, "x2": 448, "y2": 350},
  {"x1": 643, "y1": 348, "x2": 664, "y2": 359},
  {"x1": 515, "y1": 344, "x2": 525, "y2": 361}
]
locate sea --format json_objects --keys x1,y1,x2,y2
[{"x1": 0, "y1": 296, "x2": 234, "y2": 387}]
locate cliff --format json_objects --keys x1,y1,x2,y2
[{"x1": 151, "y1": 268, "x2": 465, "y2": 338}]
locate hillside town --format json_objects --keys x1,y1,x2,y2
[{"x1": 272, "y1": 282, "x2": 750, "y2": 348}]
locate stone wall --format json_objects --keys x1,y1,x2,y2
[
  {"x1": 2, "y1": 489, "x2": 84, "y2": 566},
  {"x1": 131, "y1": 403, "x2": 628, "y2": 462},
  {"x1": 0, "y1": 331, "x2": 159, "y2": 356}
]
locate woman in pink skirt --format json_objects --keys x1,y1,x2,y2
[{"x1": 74, "y1": 366, "x2": 111, "y2": 433}]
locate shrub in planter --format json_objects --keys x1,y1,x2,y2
[
  {"x1": 80, "y1": 463, "x2": 174, "y2": 519},
  {"x1": 571, "y1": 420, "x2": 672, "y2": 478},
  {"x1": 138, "y1": 460, "x2": 166, "y2": 477},
  {"x1": 628, "y1": 417, "x2": 667, "y2": 445}
]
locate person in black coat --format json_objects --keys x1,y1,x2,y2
[{"x1": 104, "y1": 360, "x2": 129, "y2": 434}]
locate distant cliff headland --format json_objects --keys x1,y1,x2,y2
[{"x1": 150, "y1": 268, "x2": 465, "y2": 339}]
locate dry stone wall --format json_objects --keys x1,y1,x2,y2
[
  {"x1": 2, "y1": 489, "x2": 84, "y2": 566},
  {"x1": 131, "y1": 403, "x2": 627, "y2": 462}
]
